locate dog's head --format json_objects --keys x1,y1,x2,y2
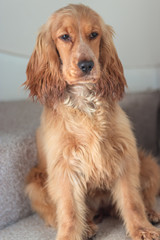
[{"x1": 25, "y1": 4, "x2": 127, "y2": 107}]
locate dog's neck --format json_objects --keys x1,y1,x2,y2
[{"x1": 64, "y1": 83, "x2": 100, "y2": 115}]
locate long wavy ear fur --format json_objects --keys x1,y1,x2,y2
[
  {"x1": 97, "y1": 24, "x2": 127, "y2": 101},
  {"x1": 24, "y1": 19, "x2": 66, "y2": 107}
]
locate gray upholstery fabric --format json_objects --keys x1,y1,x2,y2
[
  {"x1": 0, "y1": 214, "x2": 130, "y2": 240},
  {"x1": 0, "y1": 91, "x2": 160, "y2": 238},
  {"x1": 0, "y1": 201, "x2": 160, "y2": 240},
  {"x1": 0, "y1": 101, "x2": 42, "y2": 229},
  {"x1": 120, "y1": 91, "x2": 160, "y2": 155}
]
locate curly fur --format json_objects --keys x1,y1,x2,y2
[{"x1": 24, "y1": 4, "x2": 160, "y2": 240}]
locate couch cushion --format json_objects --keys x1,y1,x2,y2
[
  {"x1": 0, "y1": 101, "x2": 42, "y2": 229},
  {"x1": 0, "y1": 213, "x2": 135, "y2": 240},
  {"x1": 0, "y1": 199, "x2": 160, "y2": 240},
  {"x1": 120, "y1": 91, "x2": 160, "y2": 155}
]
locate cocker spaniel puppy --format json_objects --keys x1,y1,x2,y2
[{"x1": 24, "y1": 4, "x2": 160, "y2": 240}]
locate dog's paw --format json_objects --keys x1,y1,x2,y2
[
  {"x1": 147, "y1": 209, "x2": 160, "y2": 225},
  {"x1": 133, "y1": 227, "x2": 160, "y2": 240}
]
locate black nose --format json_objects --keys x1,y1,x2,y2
[{"x1": 78, "y1": 60, "x2": 94, "y2": 74}]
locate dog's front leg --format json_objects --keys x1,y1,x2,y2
[
  {"x1": 112, "y1": 171, "x2": 160, "y2": 240},
  {"x1": 47, "y1": 169, "x2": 87, "y2": 240}
]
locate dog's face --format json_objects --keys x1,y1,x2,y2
[
  {"x1": 52, "y1": 13, "x2": 101, "y2": 85},
  {"x1": 25, "y1": 4, "x2": 126, "y2": 106}
]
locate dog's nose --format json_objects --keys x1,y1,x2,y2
[{"x1": 78, "y1": 60, "x2": 94, "y2": 74}]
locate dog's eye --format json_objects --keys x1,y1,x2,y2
[
  {"x1": 89, "y1": 32, "x2": 98, "y2": 40},
  {"x1": 59, "y1": 34, "x2": 71, "y2": 42}
]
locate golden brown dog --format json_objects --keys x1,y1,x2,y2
[{"x1": 24, "y1": 4, "x2": 160, "y2": 240}]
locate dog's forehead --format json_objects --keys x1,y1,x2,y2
[{"x1": 53, "y1": 13, "x2": 101, "y2": 36}]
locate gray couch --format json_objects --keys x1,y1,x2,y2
[{"x1": 0, "y1": 91, "x2": 160, "y2": 240}]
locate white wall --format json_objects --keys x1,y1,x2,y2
[{"x1": 0, "y1": 0, "x2": 160, "y2": 100}]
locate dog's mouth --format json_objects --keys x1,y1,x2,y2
[
  {"x1": 64, "y1": 75, "x2": 99, "y2": 86},
  {"x1": 63, "y1": 66, "x2": 100, "y2": 85}
]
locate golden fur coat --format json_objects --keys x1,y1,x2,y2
[{"x1": 24, "y1": 4, "x2": 160, "y2": 240}]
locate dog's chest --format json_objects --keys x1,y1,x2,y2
[
  {"x1": 61, "y1": 85, "x2": 125, "y2": 189},
  {"x1": 80, "y1": 122, "x2": 123, "y2": 190},
  {"x1": 63, "y1": 105, "x2": 123, "y2": 190}
]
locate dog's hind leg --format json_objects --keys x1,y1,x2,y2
[
  {"x1": 139, "y1": 149, "x2": 160, "y2": 224},
  {"x1": 25, "y1": 167, "x2": 57, "y2": 227}
]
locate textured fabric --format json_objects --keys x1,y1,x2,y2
[
  {"x1": 0, "y1": 91, "x2": 159, "y2": 232},
  {"x1": 0, "y1": 101, "x2": 42, "y2": 229},
  {"x1": 0, "y1": 214, "x2": 125, "y2": 240},
  {"x1": 0, "y1": 201, "x2": 160, "y2": 240},
  {"x1": 120, "y1": 91, "x2": 160, "y2": 155}
]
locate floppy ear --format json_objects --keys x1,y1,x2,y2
[
  {"x1": 98, "y1": 24, "x2": 127, "y2": 101},
  {"x1": 24, "y1": 23, "x2": 66, "y2": 107}
]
